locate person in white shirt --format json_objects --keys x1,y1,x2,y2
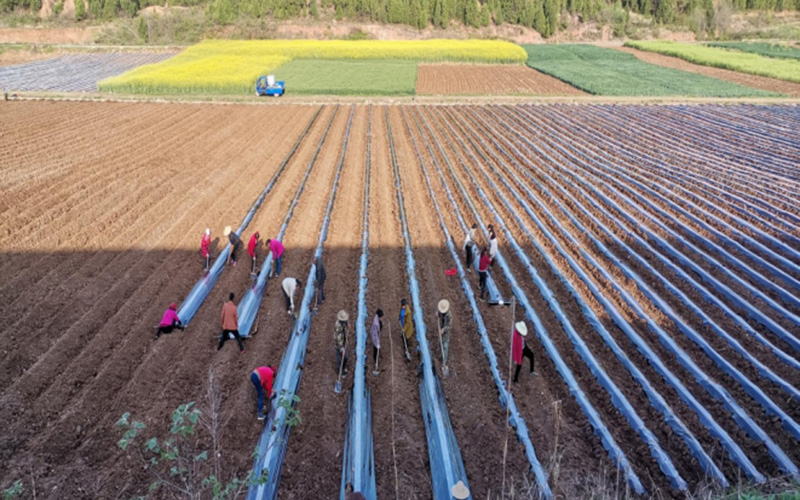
[
  {"x1": 281, "y1": 277, "x2": 302, "y2": 316},
  {"x1": 463, "y1": 223, "x2": 478, "y2": 273},
  {"x1": 488, "y1": 224, "x2": 498, "y2": 267}
]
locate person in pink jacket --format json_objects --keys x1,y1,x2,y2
[
  {"x1": 156, "y1": 303, "x2": 184, "y2": 339},
  {"x1": 512, "y1": 321, "x2": 537, "y2": 383},
  {"x1": 200, "y1": 228, "x2": 212, "y2": 270},
  {"x1": 266, "y1": 238, "x2": 285, "y2": 276}
]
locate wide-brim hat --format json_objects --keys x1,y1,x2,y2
[
  {"x1": 451, "y1": 480, "x2": 470, "y2": 499},
  {"x1": 223, "y1": 226, "x2": 232, "y2": 236},
  {"x1": 516, "y1": 321, "x2": 528, "y2": 337},
  {"x1": 438, "y1": 299, "x2": 450, "y2": 314},
  {"x1": 338, "y1": 310, "x2": 349, "y2": 322}
]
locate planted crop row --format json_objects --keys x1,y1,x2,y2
[
  {"x1": 99, "y1": 39, "x2": 526, "y2": 95},
  {"x1": 707, "y1": 42, "x2": 800, "y2": 60},
  {"x1": 626, "y1": 41, "x2": 800, "y2": 84},
  {"x1": 521, "y1": 44, "x2": 775, "y2": 97}
]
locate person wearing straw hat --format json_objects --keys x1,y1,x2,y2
[
  {"x1": 438, "y1": 299, "x2": 453, "y2": 367},
  {"x1": 224, "y1": 226, "x2": 242, "y2": 267},
  {"x1": 451, "y1": 480, "x2": 470, "y2": 499},
  {"x1": 200, "y1": 228, "x2": 212, "y2": 270},
  {"x1": 512, "y1": 321, "x2": 537, "y2": 383},
  {"x1": 155, "y1": 302, "x2": 184, "y2": 339},
  {"x1": 334, "y1": 310, "x2": 349, "y2": 375}
]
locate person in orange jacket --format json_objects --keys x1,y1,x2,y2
[
  {"x1": 251, "y1": 365, "x2": 276, "y2": 420},
  {"x1": 247, "y1": 231, "x2": 260, "y2": 274},
  {"x1": 218, "y1": 292, "x2": 244, "y2": 353}
]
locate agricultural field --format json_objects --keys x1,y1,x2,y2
[
  {"x1": 1, "y1": 100, "x2": 799, "y2": 500},
  {"x1": 627, "y1": 41, "x2": 800, "y2": 84},
  {"x1": 522, "y1": 44, "x2": 779, "y2": 96},
  {"x1": 273, "y1": 59, "x2": 418, "y2": 95},
  {"x1": 99, "y1": 39, "x2": 526, "y2": 95},
  {"x1": 0, "y1": 52, "x2": 176, "y2": 92},
  {"x1": 616, "y1": 46, "x2": 800, "y2": 97},
  {"x1": 707, "y1": 41, "x2": 800, "y2": 60},
  {"x1": 415, "y1": 64, "x2": 586, "y2": 95}
]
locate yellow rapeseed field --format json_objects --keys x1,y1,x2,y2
[{"x1": 99, "y1": 39, "x2": 527, "y2": 95}]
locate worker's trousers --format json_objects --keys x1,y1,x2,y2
[
  {"x1": 442, "y1": 332, "x2": 450, "y2": 365},
  {"x1": 218, "y1": 329, "x2": 244, "y2": 352},
  {"x1": 336, "y1": 347, "x2": 348, "y2": 374},
  {"x1": 478, "y1": 270, "x2": 488, "y2": 299},
  {"x1": 283, "y1": 289, "x2": 293, "y2": 312},
  {"x1": 230, "y1": 242, "x2": 241, "y2": 263},
  {"x1": 251, "y1": 372, "x2": 265, "y2": 417},
  {"x1": 156, "y1": 320, "x2": 183, "y2": 337},
  {"x1": 316, "y1": 280, "x2": 325, "y2": 305},
  {"x1": 513, "y1": 345, "x2": 535, "y2": 382},
  {"x1": 465, "y1": 243, "x2": 474, "y2": 270},
  {"x1": 275, "y1": 255, "x2": 283, "y2": 276}
]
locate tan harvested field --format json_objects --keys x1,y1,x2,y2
[
  {"x1": 1, "y1": 100, "x2": 799, "y2": 500},
  {"x1": 617, "y1": 46, "x2": 800, "y2": 97},
  {"x1": 415, "y1": 64, "x2": 586, "y2": 96}
]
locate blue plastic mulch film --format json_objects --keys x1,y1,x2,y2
[
  {"x1": 176, "y1": 106, "x2": 323, "y2": 327},
  {"x1": 339, "y1": 105, "x2": 377, "y2": 500},
  {"x1": 467, "y1": 104, "x2": 798, "y2": 477},
  {"x1": 385, "y1": 106, "x2": 472, "y2": 500},
  {"x1": 399, "y1": 107, "x2": 553, "y2": 499},
  {"x1": 248, "y1": 105, "x2": 355, "y2": 500}
]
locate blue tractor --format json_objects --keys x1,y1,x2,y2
[{"x1": 256, "y1": 75, "x2": 285, "y2": 97}]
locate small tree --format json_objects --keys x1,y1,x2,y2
[{"x1": 75, "y1": 0, "x2": 86, "y2": 19}]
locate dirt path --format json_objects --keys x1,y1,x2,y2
[{"x1": 615, "y1": 46, "x2": 800, "y2": 97}]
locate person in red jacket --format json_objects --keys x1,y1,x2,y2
[
  {"x1": 247, "y1": 231, "x2": 260, "y2": 274},
  {"x1": 155, "y1": 302, "x2": 184, "y2": 339},
  {"x1": 512, "y1": 321, "x2": 537, "y2": 383},
  {"x1": 251, "y1": 365, "x2": 276, "y2": 420},
  {"x1": 200, "y1": 228, "x2": 212, "y2": 270},
  {"x1": 478, "y1": 247, "x2": 491, "y2": 301},
  {"x1": 218, "y1": 292, "x2": 244, "y2": 353}
]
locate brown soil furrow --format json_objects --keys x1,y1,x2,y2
[
  {"x1": 616, "y1": 46, "x2": 800, "y2": 98},
  {"x1": 416, "y1": 64, "x2": 586, "y2": 96}
]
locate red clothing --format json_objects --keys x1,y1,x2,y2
[
  {"x1": 269, "y1": 239, "x2": 284, "y2": 259},
  {"x1": 201, "y1": 233, "x2": 211, "y2": 258},
  {"x1": 159, "y1": 308, "x2": 180, "y2": 328},
  {"x1": 254, "y1": 366, "x2": 275, "y2": 396},
  {"x1": 512, "y1": 328, "x2": 526, "y2": 365},
  {"x1": 247, "y1": 234, "x2": 259, "y2": 258},
  {"x1": 478, "y1": 254, "x2": 491, "y2": 272},
  {"x1": 221, "y1": 301, "x2": 239, "y2": 330}
]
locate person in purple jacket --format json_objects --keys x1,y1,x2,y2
[{"x1": 155, "y1": 303, "x2": 184, "y2": 339}]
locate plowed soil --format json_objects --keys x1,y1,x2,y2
[
  {"x1": 616, "y1": 46, "x2": 800, "y2": 97},
  {"x1": 415, "y1": 64, "x2": 586, "y2": 96},
  {"x1": 1, "y1": 100, "x2": 798, "y2": 500}
]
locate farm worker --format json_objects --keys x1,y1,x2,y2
[
  {"x1": 155, "y1": 302, "x2": 184, "y2": 338},
  {"x1": 478, "y1": 247, "x2": 491, "y2": 301},
  {"x1": 451, "y1": 480, "x2": 470, "y2": 500},
  {"x1": 266, "y1": 238, "x2": 285, "y2": 276},
  {"x1": 488, "y1": 224, "x2": 498, "y2": 267},
  {"x1": 437, "y1": 299, "x2": 453, "y2": 366},
  {"x1": 370, "y1": 309, "x2": 384, "y2": 371},
  {"x1": 399, "y1": 298, "x2": 414, "y2": 349},
  {"x1": 334, "y1": 310, "x2": 349, "y2": 375},
  {"x1": 201, "y1": 228, "x2": 212, "y2": 269},
  {"x1": 512, "y1": 321, "x2": 537, "y2": 383},
  {"x1": 314, "y1": 256, "x2": 326, "y2": 308},
  {"x1": 463, "y1": 223, "x2": 478, "y2": 273},
  {"x1": 247, "y1": 231, "x2": 260, "y2": 273},
  {"x1": 251, "y1": 365, "x2": 276, "y2": 421},
  {"x1": 218, "y1": 292, "x2": 245, "y2": 353},
  {"x1": 282, "y1": 277, "x2": 302, "y2": 316},
  {"x1": 224, "y1": 226, "x2": 242, "y2": 267}
]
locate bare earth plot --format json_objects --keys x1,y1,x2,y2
[
  {"x1": 617, "y1": 46, "x2": 800, "y2": 97},
  {"x1": 0, "y1": 101, "x2": 798, "y2": 499},
  {"x1": 0, "y1": 52, "x2": 175, "y2": 92},
  {"x1": 415, "y1": 64, "x2": 586, "y2": 95}
]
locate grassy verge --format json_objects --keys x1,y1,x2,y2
[
  {"x1": 706, "y1": 42, "x2": 800, "y2": 61},
  {"x1": 99, "y1": 39, "x2": 525, "y2": 95},
  {"x1": 273, "y1": 59, "x2": 417, "y2": 95},
  {"x1": 522, "y1": 44, "x2": 776, "y2": 97},
  {"x1": 627, "y1": 41, "x2": 800, "y2": 83}
]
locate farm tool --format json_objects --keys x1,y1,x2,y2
[
  {"x1": 398, "y1": 319, "x2": 411, "y2": 361},
  {"x1": 436, "y1": 314, "x2": 450, "y2": 378},
  {"x1": 335, "y1": 338, "x2": 348, "y2": 394}
]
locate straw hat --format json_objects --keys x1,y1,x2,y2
[
  {"x1": 438, "y1": 299, "x2": 450, "y2": 314},
  {"x1": 337, "y1": 310, "x2": 349, "y2": 322},
  {"x1": 451, "y1": 480, "x2": 470, "y2": 499},
  {"x1": 516, "y1": 321, "x2": 528, "y2": 337},
  {"x1": 223, "y1": 226, "x2": 232, "y2": 236}
]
